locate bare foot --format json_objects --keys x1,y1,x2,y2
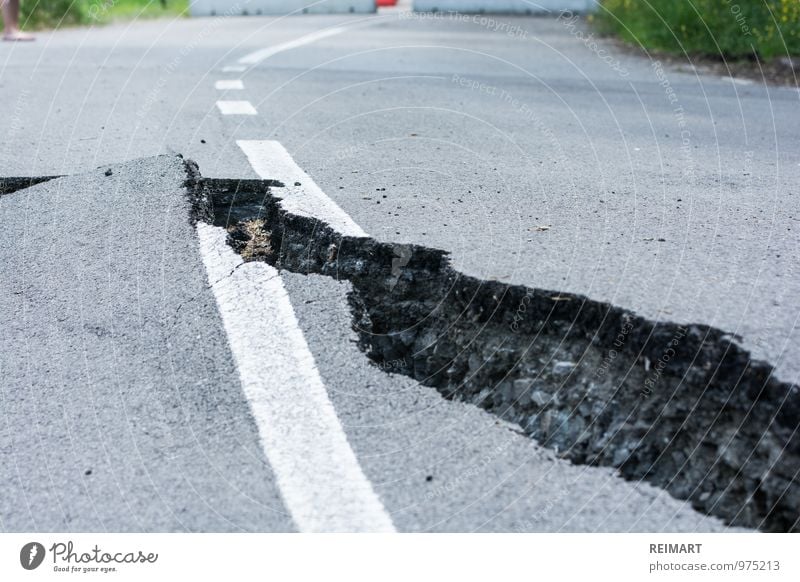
[{"x1": 3, "y1": 31, "x2": 35, "y2": 42}]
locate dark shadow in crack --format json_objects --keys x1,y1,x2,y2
[{"x1": 0, "y1": 176, "x2": 61, "y2": 196}]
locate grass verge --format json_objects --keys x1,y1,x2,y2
[
  {"x1": 7, "y1": 0, "x2": 188, "y2": 31},
  {"x1": 595, "y1": 0, "x2": 800, "y2": 59}
]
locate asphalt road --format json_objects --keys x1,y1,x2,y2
[{"x1": 1, "y1": 10, "x2": 797, "y2": 532}]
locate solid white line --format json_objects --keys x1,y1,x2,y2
[
  {"x1": 237, "y1": 140, "x2": 368, "y2": 238},
  {"x1": 196, "y1": 223, "x2": 395, "y2": 533},
  {"x1": 216, "y1": 100, "x2": 257, "y2": 115},
  {"x1": 215, "y1": 80, "x2": 244, "y2": 91},
  {"x1": 238, "y1": 27, "x2": 346, "y2": 65},
  {"x1": 222, "y1": 65, "x2": 247, "y2": 73}
]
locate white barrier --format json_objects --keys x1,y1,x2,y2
[
  {"x1": 413, "y1": 0, "x2": 596, "y2": 13},
  {"x1": 189, "y1": 0, "x2": 376, "y2": 16}
]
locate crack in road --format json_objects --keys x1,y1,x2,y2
[
  {"x1": 186, "y1": 164, "x2": 800, "y2": 533},
  {"x1": 0, "y1": 176, "x2": 61, "y2": 196}
]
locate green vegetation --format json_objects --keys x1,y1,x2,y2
[
  {"x1": 596, "y1": 0, "x2": 800, "y2": 59},
  {"x1": 7, "y1": 0, "x2": 188, "y2": 31}
]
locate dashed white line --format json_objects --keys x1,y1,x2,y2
[
  {"x1": 238, "y1": 27, "x2": 346, "y2": 65},
  {"x1": 222, "y1": 65, "x2": 247, "y2": 73},
  {"x1": 723, "y1": 76, "x2": 754, "y2": 86},
  {"x1": 212, "y1": 47, "x2": 380, "y2": 529},
  {"x1": 196, "y1": 222, "x2": 395, "y2": 533},
  {"x1": 216, "y1": 100, "x2": 257, "y2": 115},
  {"x1": 237, "y1": 140, "x2": 368, "y2": 238},
  {"x1": 215, "y1": 80, "x2": 244, "y2": 91}
]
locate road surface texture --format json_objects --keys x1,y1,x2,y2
[{"x1": 1, "y1": 10, "x2": 797, "y2": 532}]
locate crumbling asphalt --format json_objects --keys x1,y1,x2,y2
[{"x1": 205, "y1": 174, "x2": 798, "y2": 531}]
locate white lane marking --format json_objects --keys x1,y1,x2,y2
[
  {"x1": 215, "y1": 80, "x2": 244, "y2": 91},
  {"x1": 223, "y1": 65, "x2": 247, "y2": 73},
  {"x1": 216, "y1": 100, "x2": 257, "y2": 115},
  {"x1": 237, "y1": 140, "x2": 368, "y2": 238},
  {"x1": 723, "y1": 76, "x2": 754, "y2": 86},
  {"x1": 197, "y1": 223, "x2": 395, "y2": 533},
  {"x1": 238, "y1": 27, "x2": 346, "y2": 65}
]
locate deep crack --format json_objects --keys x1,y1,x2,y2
[{"x1": 191, "y1": 169, "x2": 800, "y2": 532}]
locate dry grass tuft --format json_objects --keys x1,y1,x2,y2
[{"x1": 236, "y1": 219, "x2": 272, "y2": 261}]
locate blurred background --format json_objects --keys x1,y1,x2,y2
[{"x1": 6, "y1": 0, "x2": 798, "y2": 64}]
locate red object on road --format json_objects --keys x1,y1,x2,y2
[{"x1": 376, "y1": 0, "x2": 398, "y2": 5}]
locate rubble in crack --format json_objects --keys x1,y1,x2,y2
[{"x1": 187, "y1": 168, "x2": 800, "y2": 533}]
